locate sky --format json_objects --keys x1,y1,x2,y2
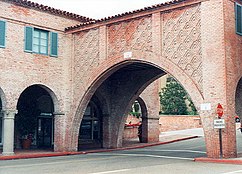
[{"x1": 30, "y1": 0, "x2": 169, "y2": 19}]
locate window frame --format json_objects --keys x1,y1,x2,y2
[
  {"x1": 24, "y1": 26, "x2": 58, "y2": 57},
  {"x1": 236, "y1": 2, "x2": 242, "y2": 35},
  {"x1": 33, "y1": 29, "x2": 49, "y2": 55},
  {"x1": 0, "y1": 20, "x2": 6, "y2": 48}
]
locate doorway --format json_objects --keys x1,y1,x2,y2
[
  {"x1": 37, "y1": 113, "x2": 53, "y2": 148},
  {"x1": 16, "y1": 85, "x2": 54, "y2": 149},
  {"x1": 78, "y1": 101, "x2": 102, "y2": 150}
]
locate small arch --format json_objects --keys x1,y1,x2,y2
[
  {"x1": 136, "y1": 97, "x2": 147, "y2": 116},
  {"x1": 15, "y1": 84, "x2": 59, "y2": 150},
  {"x1": 122, "y1": 97, "x2": 148, "y2": 144},
  {"x1": 235, "y1": 78, "x2": 242, "y2": 119},
  {"x1": 0, "y1": 87, "x2": 6, "y2": 145}
]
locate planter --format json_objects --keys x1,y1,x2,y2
[{"x1": 22, "y1": 139, "x2": 32, "y2": 149}]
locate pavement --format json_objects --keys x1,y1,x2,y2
[{"x1": 1, "y1": 127, "x2": 242, "y2": 165}]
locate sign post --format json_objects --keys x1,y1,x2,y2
[{"x1": 215, "y1": 103, "x2": 224, "y2": 158}]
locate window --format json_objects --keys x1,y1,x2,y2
[
  {"x1": 0, "y1": 20, "x2": 6, "y2": 48},
  {"x1": 236, "y1": 3, "x2": 242, "y2": 35},
  {"x1": 33, "y1": 29, "x2": 48, "y2": 55},
  {"x1": 24, "y1": 26, "x2": 58, "y2": 57}
]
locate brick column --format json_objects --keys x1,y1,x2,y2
[
  {"x1": 102, "y1": 114, "x2": 111, "y2": 148},
  {"x1": 53, "y1": 112, "x2": 65, "y2": 152},
  {"x1": 142, "y1": 117, "x2": 159, "y2": 143},
  {"x1": 152, "y1": 12, "x2": 161, "y2": 58},
  {"x1": 200, "y1": 0, "x2": 236, "y2": 158},
  {"x1": 2, "y1": 109, "x2": 17, "y2": 156},
  {"x1": 99, "y1": 25, "x2": 107, "y2": 61}
]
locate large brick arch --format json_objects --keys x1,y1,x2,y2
[{"x1": 69, "y1": 57, "x2": 204, "y2": 150}]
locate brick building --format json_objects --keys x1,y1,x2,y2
[{"x1": 1, "y1": 0, "x2": 242, "y2": 158}]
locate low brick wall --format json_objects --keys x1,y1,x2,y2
[
  {"x1": 123, "y1": 125, "x2": 139, "y2": 139},
  {"x1": 159, "y1": 115, "x2": 202, "y2": 132},
  {"x1": 123, "y1": 115, "x2": 202, "y2": 140},
  {"x1": 123, "y1": 115, "x2": 140, "y2": 139}
]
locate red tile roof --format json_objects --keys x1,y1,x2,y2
[
  {"x1": 65, "y1": 0, "x2": 188, "y2": 32},
  {"x1": 5, "y1": 0, "x2": 93, "y2": 22}
]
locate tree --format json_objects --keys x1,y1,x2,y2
[{"x1": 159, "y1": 78, "x2": 197, "y2": 115}]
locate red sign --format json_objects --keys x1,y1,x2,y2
[{"x1": 216, "y1": 103, "x2": 223, "y2": 118}]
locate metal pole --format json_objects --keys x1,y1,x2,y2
[
  {"x1": 218, "y1": 116, "x2": 223, "y2": 158},
  {"x1": 219, "y1": 128, "x2": 223, "y2": 158}
]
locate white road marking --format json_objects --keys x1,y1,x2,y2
[
  {"x1": 221, "y1": 170, "x2": 242, "y2": 174},
  {"x1": 0, "y1": 156, "x2": 122, "y2": 169},
  {"x1": 94, "y1": 153, "x2": 194, "y2": 160},
  {"x1": 185, "y1": 145, "x2": 205, "y2": 149},
  {"x1": 89, "y1": 169, "x2": 131, "y2": 174},
  {"x1": 140, "y1": 149, "x2": 206, "y2": 154}
]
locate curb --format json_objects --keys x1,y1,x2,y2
[
  {"x1": 194, "y1": 157, "x2": 242, "y2": 165},
  {"x1": 0, "y1": 136, "x2": 198, "y2": 160}
]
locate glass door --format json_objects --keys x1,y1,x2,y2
[{"x1": 37, "y1": 116, "x2": 53, "y2": 148}]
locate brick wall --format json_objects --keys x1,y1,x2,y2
[
  {"x1": 123, "y1": 115, "x2": 202, "y2": 139},
  {"x1": 159, "y1": 115, "x2": 202, "y2": 132},
  {"x1": 123, "y1": 114, "x2": 141, "y2": 139},
  {"x1": 0, "y1": 1, "x2": 80, "y2": 110}
]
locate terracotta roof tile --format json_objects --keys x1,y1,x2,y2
[
  {"x1": 4, "y1": 0, "x2": 93, "y2": 22},
  {"x1": 65, "y1": 0, "x2": 187, "y2": 31}
]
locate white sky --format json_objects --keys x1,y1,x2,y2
[{"x1": 30, "y1": 0, "x2": 169, "y2": 19}]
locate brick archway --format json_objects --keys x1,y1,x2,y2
[
  {"x1": 236, "y1": 78, "x2": 242, "y2": 119},
  {"x1": 15, "y1": 84, "x2": 61, "y2": 113},
  {"x1": 15, "y1": 84, "x2": 60, "y2": 150},
  {"x1": 69, "y1": 59, "x2": 203, "y2": 151}
]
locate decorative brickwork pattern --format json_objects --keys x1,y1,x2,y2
[
  {"x1": 108, "y1": 16, "x2": 152, "y2": 59},
  {"x1": 73, "y1": 29, "x2": 100, "y2": 95},
  {"x1": 162, "y1": 5, "x2": 202, "y2": 92}
]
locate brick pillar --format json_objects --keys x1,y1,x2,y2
[
  {"x1": 200, "y1": 0, "x2": 237, "y2": 158},
  {"x1": 53, "y1": 112, "x2": 65, "y2": 152},
  {"x1": 102, "y1": 114, "x2": 111, "y2": 148},
  {"x1": 2, "y1": 109, "x2": 17, "y2": 156},
  {"x1": 142, "y1": 117, "x2": 159, "y2": 143}
]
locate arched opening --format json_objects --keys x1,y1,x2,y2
[
  {"x1": 15, "y1": 85, "x2": 55, "y2": 150},
  {"x1": 78, "y1": 95, "x2": 103, "y2": 150},
  {"x1": 123, "y1": 99, "x2": 146, "y2": 144},
  {"x1": 71, "y1": 60, "x2": 202, "y2": 152},
  {"x1": 235, "y1": 78, "x2": 242, "y2": 151},
  {"x1": 0, "y1": 87, "x2": 6, "y2": 149},
  {"x1": 236, "y1": 78, "x2": 242, "y2": 121},
  {"x1": 136, "y1": 97, "x2": 148, "y2": 143}
]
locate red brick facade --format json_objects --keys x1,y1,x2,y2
[{"x1": 0, "y1": 0, "x2": 241, "y2": 158}]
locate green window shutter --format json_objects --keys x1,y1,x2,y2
[
  {"x1": 0, "y1": 20, "x2": 6, "y2": 48},
  {"x1": 24, "y1": 26, "x2": 33, "y2": 52},
  {"x1": 50, "y1": 32, "x2": 58, "y2": 57},
  {"x1": 236, "y1": 3, "x2": 242, "y2": 35}
]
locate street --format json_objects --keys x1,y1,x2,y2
[{"x1": 1, "y1": 137, "x2": 242, "y2": 174}]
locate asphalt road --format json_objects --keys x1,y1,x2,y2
[{"x1": 1, "y1": 137, "x2": 242, "y2": 174}]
